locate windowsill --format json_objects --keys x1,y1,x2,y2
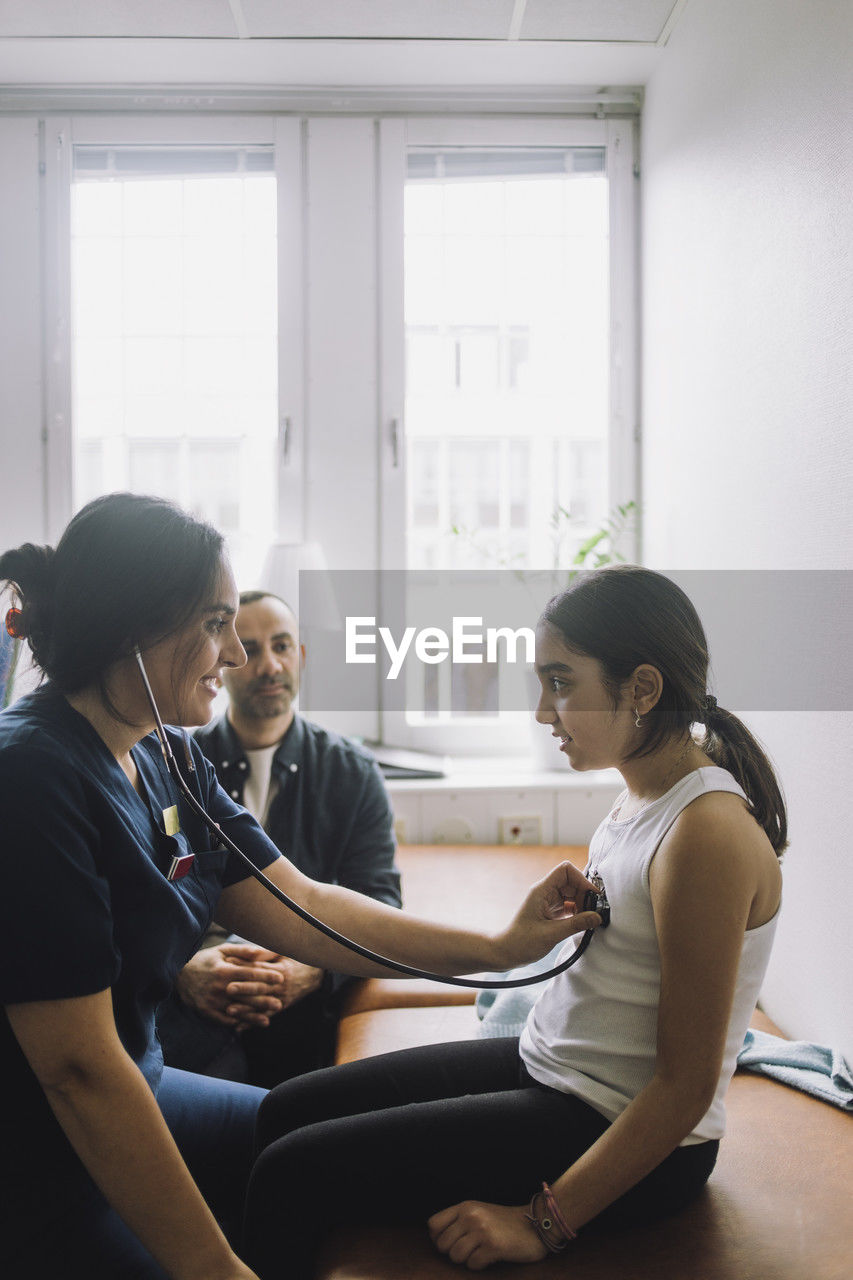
[{"x1": 385, "y1": 760, "x2": 622, "y2": 793}]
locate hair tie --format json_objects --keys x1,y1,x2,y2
[
  {"x1": 702, "y1": 694, "x2": 718, "y2": 719},
  {"x1": 5, "y1": 607, "x2": 25, "y2": 639}
]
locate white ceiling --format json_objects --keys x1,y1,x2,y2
[
  {"x1": 0, "y1": 0, "x2": 688, "y2": 91},
  {"x1": 0, "y1": 1, "x2": 684, "y2": 44}
]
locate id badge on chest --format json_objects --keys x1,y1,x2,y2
[{"x1": 162, "y1": 805, "x2": 195, "y2": 882}]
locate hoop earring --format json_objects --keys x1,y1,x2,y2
[
  {"x1": 5, "y1": 607, "x2": 24, "y2": 639},
  {"x1": 634, "y1": 708, "x2": 642, "y2": 728}
]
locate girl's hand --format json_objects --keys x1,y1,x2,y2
[
  {"x1": 494, "y1": 861, "x2": 602, "y2": 970},
  {"x1": 428, "y1": 1201, "x2": 548, "y2": 1270}
]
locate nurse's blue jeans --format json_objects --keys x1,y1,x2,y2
[{"x1": 16, "y1": 1067, "x2": 265, "y2": 1280}]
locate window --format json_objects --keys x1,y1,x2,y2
[
  {"x1": 405, "y1": 146, "x2": 610, "y2": 574},
  {"x1": 70, "y1": 143, "x2": 278, "y2": 585},
  {"x1": 40, "y1": 111, "x2": 636, "y2": 753},
  {"x1": 380, "y1": 118, "x2": 638, "y2": 751}
]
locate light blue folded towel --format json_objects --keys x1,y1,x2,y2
[
  {"x1": 477, "y1": 963, "x2": 853, "y2": 1112},
  {"x1": 475, "y1": 944, "x2": 561, "y2": 1039},
  {"x1": 736, "y1": 1028, "x2": 853, "y2": 1111}
]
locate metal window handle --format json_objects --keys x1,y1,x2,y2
[
  {"x1": 280, "y1": 416, "x2": 292, "y2": 464},
  {"x1": 389, "y1": 418, "x2": 400, "y2": 468}
]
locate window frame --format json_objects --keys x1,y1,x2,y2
[
  {"x1": 40, "y1": 108, "x2": 638, "y2": 755},
  {"x1": 41, "y1": 113, "x2": 304, "y2": 549},
  {"x1": 378, "y1": 116, "x2": 639, "y2": 753}
]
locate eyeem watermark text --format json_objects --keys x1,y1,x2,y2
[{"x1": 346, "y1": 616, "x2": 536, "y2": 680}]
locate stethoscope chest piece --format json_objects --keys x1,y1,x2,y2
[{"x1": 583, "y1": 873, "x2": 611, "y2": 928}]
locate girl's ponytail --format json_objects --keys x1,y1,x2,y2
[{"x1": 701, "y1": 701, "x2": 788, "y2": 856}]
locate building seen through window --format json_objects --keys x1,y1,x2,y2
[
  {"x1": 405, "y1": 147, "x2": 610, "y2": 575},
  {"x1": 404, "y1": 147, "x2": 611, "y2": 722},
  {"x1": 71, "y1": 146, "x2": 278, "y2": 586}
]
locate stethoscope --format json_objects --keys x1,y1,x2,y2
[{"x1": 133, "y1": 647, "x2": 609, "y2": 990}]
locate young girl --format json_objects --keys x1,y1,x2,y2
[
  {"x1": 0, "y1": 494, "x2": 600, "y2": 1280},
  {"x1": 244, "y1": 565, "x2": 785, "y2": 1277}
]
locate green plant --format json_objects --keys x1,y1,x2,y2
[
  {"x1": 447, "y1": 524, "x2": 524, "y2": 568},
  {"x1": 449, "y1": 499, "x2": 639, "y2": 576},
  {"x1": 568, "y1": 500, "x2": 638, "y2": 577}
]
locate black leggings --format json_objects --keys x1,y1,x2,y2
[{"x1": 244, "y1": 1037, "x2": 718, "y2": 1280}]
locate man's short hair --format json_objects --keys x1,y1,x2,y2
[{"x1": 238, "y1": 589, "x2": 297, "y2": 619}]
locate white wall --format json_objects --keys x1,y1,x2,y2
[
  {"x1": 642, "y1": 0, "x2": 853, "y2": 1052},
  {"x1": 0, "y1": 119, "x2": 44, "y2": 551}
]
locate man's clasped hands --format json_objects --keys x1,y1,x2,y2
[{"x1": 175, "y1": 943, "x2": 324, "y2": 1031}]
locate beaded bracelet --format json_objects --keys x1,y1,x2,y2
[{"x1": 523, "y1": 1186, "x2": 575, "y2": 1253}]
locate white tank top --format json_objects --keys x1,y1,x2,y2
[{"x1": 519, "y1": 766, "x2": 780, "y2": 1143}]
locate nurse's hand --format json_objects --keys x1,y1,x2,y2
[
  {"x1": 174, "y1": 944, "x2": 284, "y2": 1028},
  {"x1": 493, "y1": 861, "x2": 602, "y2": 971}
]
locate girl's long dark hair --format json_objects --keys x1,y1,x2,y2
[
  {"x1": 542, "y1": 566, "x2": 788, "y2": 856},
  {"x1": 0, "y1": 493, "x2": 224, "y2": 712}
]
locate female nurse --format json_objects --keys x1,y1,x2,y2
[{"x1": 0, "y1": 492, "x2": 601, "y2": 1280}]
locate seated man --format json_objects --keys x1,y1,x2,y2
[{"x1": 157, "y1": 590, "x2": 401, "y2": 1087}]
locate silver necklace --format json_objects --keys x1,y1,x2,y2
[
  {"x1": 610, "y1": 739, "x2": 698, "y2": 824},
  {"x1": 587, "y1": 741, "x2": 698, "y2": 885},
  {"x1": 585, "y1": 810, "x2": 631, "y2": 880}
]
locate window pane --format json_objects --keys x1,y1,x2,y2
[
  {"x1": 70, "y1": 151, "x2": 278, "y2": 585},
  {"x1": 187, "y1": 441, "x2": 242, "y2": 531},
  {"x1": 509, "y1": 440, "x2": 530, "y2": 528},
  {"x1": 451, "y1": 661, "x2": 499, "y2": 718},
  {"x1": 448, "y1": 441, "x2": 500, "y2": 530},
  {"x1": 410, "y1": 438, "x2": 440, "y2": 527},
  {"x1": 404, "y1": 147, "x2": 610, "y2": 574},
  {"x1": 128, "y1": 440, "x2": 181, "y2": 504}
]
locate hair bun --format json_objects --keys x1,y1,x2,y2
[
  {"x1": 0, "y1": 542, "x2": 57, "y2": 652},
  {"x1": 1, "y1": 542, "x2": 55, "y2": 595}
]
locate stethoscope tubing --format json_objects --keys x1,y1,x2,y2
[{"x1": 134, "y1": 649, "x2": 596, "y2": 990}]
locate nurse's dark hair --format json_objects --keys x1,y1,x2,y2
[
  {"x1": 541, "y1": 565, "x2": 787, "y2": 856},
  {"x1": 0, "y1": 492, "x2": 225, "y2": 707}
]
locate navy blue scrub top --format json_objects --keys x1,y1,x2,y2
[{"x1": 0, "y1": 685, "x2": 280, "y2": 1215}]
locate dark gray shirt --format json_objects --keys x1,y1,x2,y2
[{"x1": 193, "y1": 712, "x2": 402, "y2": 988}]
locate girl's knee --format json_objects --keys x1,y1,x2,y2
[
  {"x1": 254, "y1": 1059, "x2": 375, "y2": 1152},
  {"x1": 255, "y1": 1069, "x2": 321, "y2": 1148}
]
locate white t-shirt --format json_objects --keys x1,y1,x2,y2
[
  {"x1": 242, "y1": 744, "x2": 279, "y2": 824},
  {"x1": 519, "y1": 766, "x2": 779, "y2": 1143}
]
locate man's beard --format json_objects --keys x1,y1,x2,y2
[{"x1": 240, "y1": 681, "x2": 294, "y2": 720}]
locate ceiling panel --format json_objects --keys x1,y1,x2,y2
[
  {"x1": 0, "y1": 0, "x2": 686, "y2": 44},
  {"x1": 521, "y1": 0, "x2": 679, "y2": 43},
  {"x1": 0, "y1": 0, "x2": 235, "y2": 39},
  {"x1": 240, "y1": 0, "x2": 517, "y2": 41},
  {"x1": 0, "y1": 38, "x2": 661, "y2": 93}
]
